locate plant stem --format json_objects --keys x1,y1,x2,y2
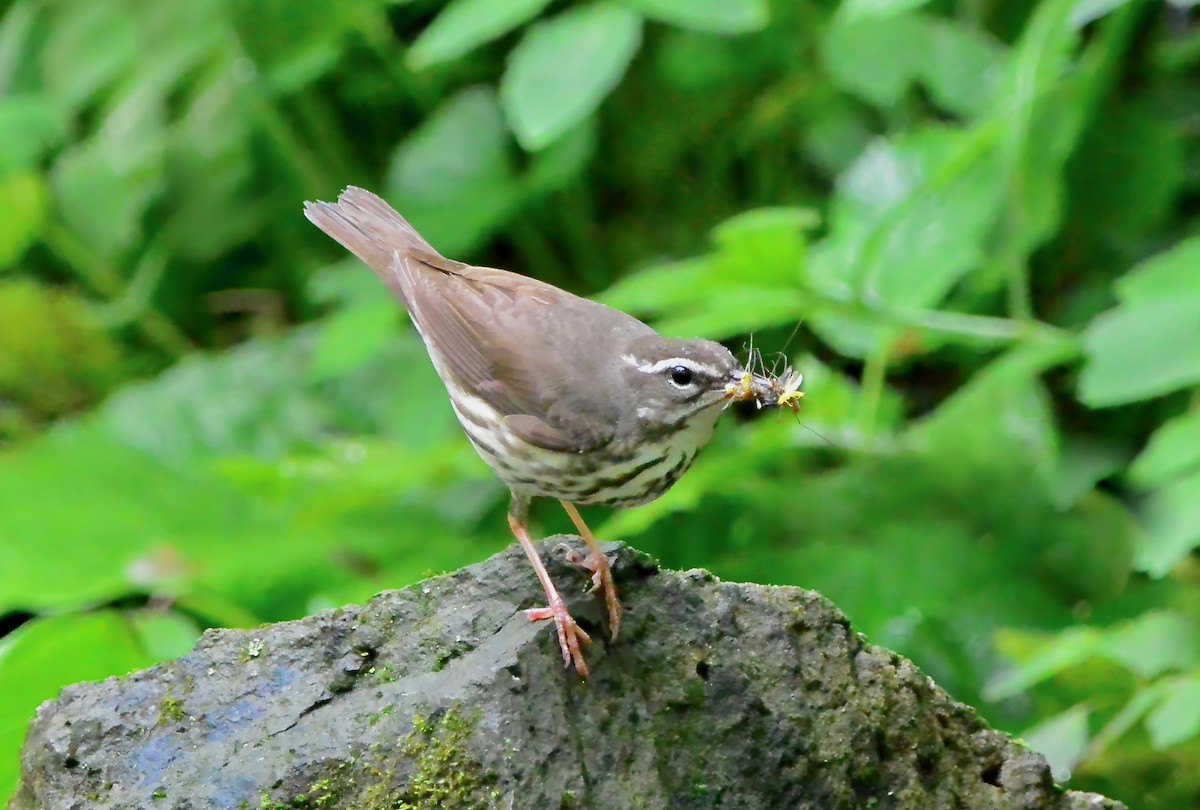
[{"x1": 856, "y1": 334, "x2": 892, "y2": 446}]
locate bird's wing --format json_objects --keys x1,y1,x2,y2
[
  {"x1": 392, "y1": 251, "x2": 621, "y2": 453},
  {"x1": 305, "y1": 187, "x2": 635, "y2": 453}
]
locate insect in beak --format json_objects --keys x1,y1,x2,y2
[
  {"x1": 771, "y1": 368, "x2": 805, "y2": 411},
  {"x1": 724, "y1": 370, "x2": 755, "y2": 401},
  {"x1": 724, "y1": 369, "x2": 784, "y2": 410}
]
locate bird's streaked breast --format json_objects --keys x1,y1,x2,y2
[{"x1": 447, "y1": 391, "x2": 720, "y2": 507}]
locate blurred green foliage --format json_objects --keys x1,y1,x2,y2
[{"x1": 1, "y1": 0, "x2": 1198, "y2": 805}]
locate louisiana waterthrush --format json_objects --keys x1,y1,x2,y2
[{"x1": 305, "y1": 187, "x2": 780, "y2": 677}]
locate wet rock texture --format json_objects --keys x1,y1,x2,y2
[{"x1": 12, "y1": 541, "x2": 1123, "y2": 809}]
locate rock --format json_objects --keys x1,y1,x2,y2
[{"x1": 11, "y1": 541, "x2": 1123, "y2": 810}]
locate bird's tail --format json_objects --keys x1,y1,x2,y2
[{"x1": 303, "y1": 187, "x2": 441, "y2": 279}]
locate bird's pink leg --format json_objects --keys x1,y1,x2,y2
[
  {"x1": 509, "y1": 513, "x2": 591, "y2": 677},
  {"x1": 557, "y1": 500, "x2": 622, "y2": 641}
]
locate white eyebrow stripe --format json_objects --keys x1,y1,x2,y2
[{"x1": 633, "y1": 357, "x2": 723, "y2": 377}]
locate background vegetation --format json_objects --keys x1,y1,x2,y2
[{"x1": 1, "y1": 0, "x2": 1198, "y2": 805}]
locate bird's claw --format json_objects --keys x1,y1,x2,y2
[
  {"x1": 585, "y1": 554, "x2": 619, "y2": 594},
  {"x1": 555, "y1": 543, "x2": 617, "y2": 594},
  {"x1": 525, "y1": 599, "x2": 591, "y2": 677},
  {"x1": 553, "y1": 543, "x2": 622, "y2": 641},
  {"x1": 552, "y1": 541, "x2": 583, "y2": 566}
]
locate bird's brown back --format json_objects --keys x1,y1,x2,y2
[{"x1": 304, "y1": 187, "x2": 656, "y2": 449}]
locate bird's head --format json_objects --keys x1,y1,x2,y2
[{"x1": 619, "y1": 336, "x2": 762, "y2": 429}]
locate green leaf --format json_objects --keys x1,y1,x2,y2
[
  {"x1": 38, "y1": 0, "x2": 137, "y2": 109},
  {"x1": 161, "y1": 67, "x2": 258, "y2": 263},
  {"x1": 99, "y1": 323, "x2": 461, "y2": 474},
  {"x1": 0, "y1": 171, "x2": 47, "y2": 270},
  {"x1": 1079, "y1": 299, "x2": 1200, "y2": 407},
  {"x1": 620, "y1": 0, "x2": 768, "y2": 34},
  {"x1": 985, "y1": 626, "x2": 1103, "y2": 700},
  {"x1": 808, "y1": 126, "x2": 1008, "y2": 357},
  {"x1": 825, "y1": 13, "x2": 1005, "y2": 117},
  {"x1": 1050, "y1": 438, "x2": 1125, "y2": 509},
  {"x1": 603, "y1": 258, "x2": 806, "y2": 342},
  {"x1": 501, "y1": 4, "x2": 642, "y2": 150},
  {"x1": 1130, "y1": 410, "x2": 1200, "y2": 490},
  {"x1": 307, "y1": 258, "x2": 383, "y2": 307},
  {"x1": 99, "y1": 337, "x2": 326, "y2": 463},
  {"x1": 710, "y1": 207, "x2": 820, "y2": 287},
  {"x1": 118, "y1": 4, "x2": 223, "y2": 99},
  {"x1": 127, "y1": 611, "x2": 203, "y2": 662},
  {"x1": 600, "y1": 256, "x2": 724, "y2": 315},
  {"x1": 654, "y1": 287, "x2": 807, "y2": 342},
  {"x1": 1078, "y1": 231, "x2": 1200, "y2": 410},
  {"x1": 1090, "y1": 685, "x2": 1168, "y2": 756},
  {"x1": 0, "y1": 425, "x2": 259, "y2": 611},
  {"x1": 1116, "y1": 236, "x2": 1200, "y2": 305},
  {"x1": 0, "y1": 95, "x2": 69, "y2": 172},
  {"x1": 1070, "y1": 0, "x2": 1138, "y2": 28},
  {"x1": 51, "y1": 140, "x2": 147, "y2": 259},
  {"x1": 0, "y1": 612, "x2": 155, "y2": 801},
  {"x1": 911, "y1": 338, "x2": 1072, "y2": 482},
  {"x1": 990, "y1": 0, "x2": 1092, "y2": 270},
  {"x1": 1021, "y1": 705, "x2": 1090, "y2": 782},
  {"x1": 821, "y1": 14, "x2": 927, "y2": 107},
  {"x1": 386, "y1": 86, "x2": 519, "y2": 256},
  {"x1": 1136, "y1": 470, "x2": 1200, "y2": 577},
  {"x1": 523, "y1": 119, "x2": 597, "y2": 194},
  {"x1": 598, "y1": 207, "x2": 815, "y2": 339},
  {"x1": 0, "y1": 0, "x2": 37, "y2": 93},
  {"x1": 0, "y1": 416, "x2": 478, "y2": 624},
  {"x1": 817, "y1": 19, "x2": 1020, "y2": 355},
  {"x1": 408, "y1": 0, "x2": 554, "y2": 69},
  {"x1": 94, "y1": 78, "x2": 170, "y2": 178},
  {"x1": 1103, "y1": 611, "x2": 1198, "y2": 679},
  {"x1": 1146, "y1": 676, "x2": 1200, "y2": 749},
  {"x1": 847, "y1": 131, "x2": 1006, "y2": 308},
  {"x1": 802, "y1": 100, "x2": 874, "y2": 174},
  {"x1": 838, "y1": 0, "x2": 931, "y2": 20},
  {"x1": 917, "y1": 18, "x2": 1006, "y2": 117},
  {"x1": 309, "y1": 301, "x2": 401, "y2": 383}
]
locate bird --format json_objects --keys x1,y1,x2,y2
[{"x1": 304, "y1": 187, "x2": 773, "y2": 677}]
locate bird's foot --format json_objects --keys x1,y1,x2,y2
[
  {"x1": 525, "y1": 597, "x2": 591, "y2": 678},
  {"x1": 554, "y1": 541, "x2": 622, "y2": 641}
]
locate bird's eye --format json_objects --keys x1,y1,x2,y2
[{"x1": 669, "y1": 366, "x2": 695, "y2": 387}]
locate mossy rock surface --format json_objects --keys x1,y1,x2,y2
[{"x1": 11, "y1": 541, "x2": 1123, "y2": 809}]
